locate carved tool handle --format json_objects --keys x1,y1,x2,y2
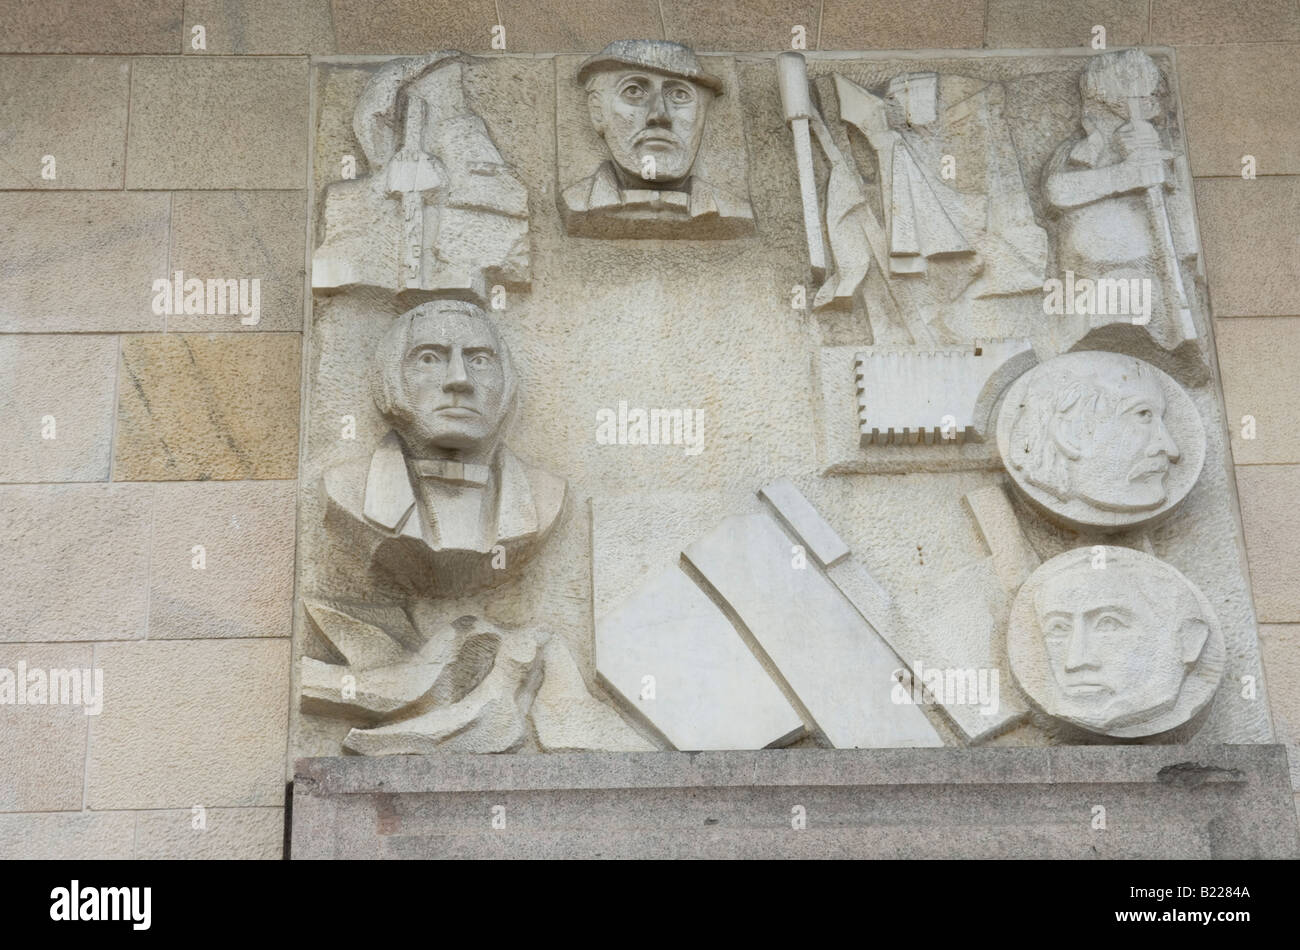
[
  {"x1": 1127, "y1": 96, "x2": 1194, "y2": 341},
  {"x1": 394, "y1": 97, "x2": 427, "y2": 289},
  {"x1": 777, "y1": 52, "x2": 827, "y2": 280}
]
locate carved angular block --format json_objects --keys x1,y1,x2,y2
[
  {"x1": 855, "y1": 339, "x2": 1036, "y2": 446},
  {"x1": 684, "y1": 513, "x2": 944, "y2": 749},
  {"x1": 595, "y1": 566, "x2": 806, "y2": 751}
]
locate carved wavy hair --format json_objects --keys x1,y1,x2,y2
[
  {"x1": 369, "y1": 299, "x2": 517, "y2": 429},
  {"x1": 1006, "y1": 361, "x2": 1151, "y2": 502}
]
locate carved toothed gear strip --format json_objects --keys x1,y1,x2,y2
[{"x1": 856, "y1": 339, "x2": 1036, "y2": 447}]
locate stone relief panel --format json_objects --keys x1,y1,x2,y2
[
  {"x1": 312, "y1": 51, "x2": 531, "y2": 305},
  {"x1": 1040, "y1": 49, "x2": 1204, "y2": 373},
  {"x1": 293, "y1": 45, "x2": 1270, "y2": 762}
]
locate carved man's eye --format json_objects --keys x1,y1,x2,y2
[
  {"x1": 468, "y1": 353, "x2": 492, "y2": 369},
  {"x1": 620, "y1": 81, "x2": 646, "y2": 100},
  {"x1": 1094, "y1": 614, "x2": 1127, "y2": 633},
  {"x1": 418, "y1": 351, "x2": 439, "y2": 365},
  {"x1": 1044, "y1": 620, "x2": 1071, "y2": 639},
  {"x1": 667, "y1": 86, "x2": 694, "y2": 104}
]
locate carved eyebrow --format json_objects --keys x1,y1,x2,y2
[
  {"x1": 1083, "y1": 606, "x2": 1134, "y2": 621},
  {"x1": 1119, "y1": 396, "x2": 1159, "y2": 412}
]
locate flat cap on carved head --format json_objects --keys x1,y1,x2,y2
[
  {"x1": 579, "y1": 40, "x2": 721, "y2": 190},
  {"x1": 371, "y1": 300, "x2": 517, "y2": 462},
  {"x1": 578, "y1": 40, "x2": 724, "y2": 94}
]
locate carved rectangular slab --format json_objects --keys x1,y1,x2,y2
[
  {"x1": 292, "y1": 746, "x2": 1300, "y2": 859},
  {"x1": 594, "y1": 564, "x2": 806, "y2": 751},
  {"x1": 684, "y1": 513, "x2": 944, "y2": 749}
]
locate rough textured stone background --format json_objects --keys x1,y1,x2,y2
[{"x1": 0, "y1": 0, "x2": 1296, "y2": 858}]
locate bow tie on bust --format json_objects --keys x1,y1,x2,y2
[
  {"x1": 411, "y1": 457, "x2": 491, "y2": 486},
  {"x1": 620, "y1": 188, "x2": 691, "y2": 214}
]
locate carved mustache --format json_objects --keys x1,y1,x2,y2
[
  {"x1": 1128, "y1": 458, "x2": 1171, "y2": 480},
  {"x1": 634, "y1": 129, "x2": 683, "y2": 147}
]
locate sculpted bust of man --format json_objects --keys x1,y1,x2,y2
[
  {"x1": 1008, "y1": 548, "x2": 1223, "y2": 737},
  {"x1": 324, "y1": 300, "x2": 565, "y2": 595},
  {"x1": 997, "y1": 351, "x2": 1204, "y2": 531},
  {"x1": 561, "y1": 39, "x2": 754, "y2": 238}
]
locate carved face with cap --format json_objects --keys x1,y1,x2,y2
[
  {"x1": 1008, "y1": 354, "x2": 1181, "y2": 513},
  {"x1": 372, "y1": 301, "x2": 516, "y2": 461},
  {"x1": 580, "y1": 40, "x2": 721, "y2": 189},
  {"x1": 1033, "y1": 561, "x2": 1209, "y2": 730}
]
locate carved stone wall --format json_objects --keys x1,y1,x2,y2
[
  {"x1": 3, "y1": 1, "x2": 1297, "y2": 860},
  {"x1": 292, "y1": 46, "x2": 1273, "y2": 761}
]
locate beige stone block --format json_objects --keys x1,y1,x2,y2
[
  {"x1": 125, "y1": 57, "x2": 307, "y2": 189},
  {"x1": 1215, "y1": 317, "x2": 1300, "y2": 465},
  {"x1": 1179, "y1": 44, "x2": 1300, "y2": 178},
  {"x1": 0, "y1": 57, "x2": 129, "y2": 189},
  {"x1": 330, "y1": 0, "x2": 498, "y2": 54},
  {"x1": 820, "y1": 0, "x2": 984, "y2": 49},
  {"x1": 662, "y1": 0, "x2": 819, "y2": 50},
  {"x1": 113, "y1": 333, "x2": 302, "y2": 481},
  {"x1": 0, "y1": 1, "x2": 182, "y2": 53},
  {"x1": 0, "y1": 812, "x2": 135, "y2": 859},
  {"x1": 0, "y1": 643, "x2": 93, "y2": 812},
  {"x1": 1151, "y1": 0, "x2": 1300, "y2": 44},
  {"x1": 985, "y1": 0, "x2": 1149, "y2": 49},
  {"x1": 0, "y1": 192, "x2": 168, "y2": 332},
  {"x1": 0, "y1": 484, "x2": 152, "y2": 642},
  {"x1": 0, "y1": 335, "x2": 118, "y2": 482},
  {"x1": 1259, "y1": 624, "x2": 1300, "y2": 789},
  {"x1": 134, "y1": 807, "x2": 284, "y2": 858},
  {"x1": 149, "y1": 481, "x2": 296, "y2": 639},
  {"x1": 1236, "y1": 465, "x2": 1300, "y2": 623},
  {"x1": 184, "y1": 0, "x2": 334, "y2": 54},
  {"x1": 88, "y1": 639, "x2": 290, "y2": 809},
  {"x1": 168, "y1": 191, "x2": 306, "y2": 332},
  {"x1": 498, "y1": 0, "x2": 663, "y2": 52},
  {"x1": 1195, "y1": 177, "x2": 1300, "y2": 317}
]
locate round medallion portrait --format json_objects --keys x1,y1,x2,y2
[
  {"x1": 1007, "y1": 546, "x2": 1225, "y2": 738},
  {"x1": 996, "y1": 351, "x2": 1205, "y2": 532}
]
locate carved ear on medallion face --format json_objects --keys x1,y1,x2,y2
[{"x1": 997, "y1": 351, "x2": 1204, "y2": 532}]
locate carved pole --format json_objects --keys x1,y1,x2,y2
[
  {"x1": 1126, "y1": 96, "x2": 1195, "y2": 343},
  {"x1": 777, "y1": 52, "x2": 827, "y2": 282},
  {"x1": 386, "y1": 96, "x2": 442, "y2": 290}
]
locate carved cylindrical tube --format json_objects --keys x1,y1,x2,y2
[{"x1": 776, "y1": 51, "x2": 813, "y2": 124}]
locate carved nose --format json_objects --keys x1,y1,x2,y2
[
  {"x1": 1150, "y1": 421, "x2": 1180, "y2": 462},
  {"x1": 646, "y1": 91, "x2": 670, "y2": 126},
  {"x1": 442, "y1": 349, "x2": 473, "y2": 392},
  {"x1": 1064, "y1": 620, "x2": 1100, "y2": 672}
]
